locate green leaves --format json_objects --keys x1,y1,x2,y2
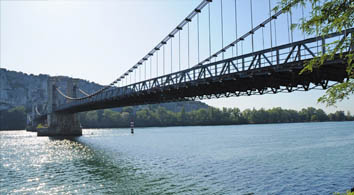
[
  {"x1": 317, "y1": 80, "x2": 354, "y2": 106},
  {"x1": 279, "y1": 0, "x2": 354, "y2": 106}
]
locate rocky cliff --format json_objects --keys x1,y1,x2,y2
[
  {"x1": 0, "y1": 68, "x2": 101, "y2": 111},
  {"x1": 0, "y1": 68, "x2": 208, "y2": 112}
]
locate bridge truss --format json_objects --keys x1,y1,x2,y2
[
  {"x1": 31, "y1": 0, "x2": 353, "y2": 115},
  {"x1": 56, "y1": 28, "x2": 353, "y2": 113}
]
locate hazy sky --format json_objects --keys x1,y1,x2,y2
[{"x1": 1, "y1": 0, "x2": 353, "y2": 113}]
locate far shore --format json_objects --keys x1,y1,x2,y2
[{"x1": 1, "y1": 120, "x2": 353, "y2": 131}]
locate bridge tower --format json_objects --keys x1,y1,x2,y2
[{"x1": 37, "y1": 78, "x2": 82, "y2": 136}]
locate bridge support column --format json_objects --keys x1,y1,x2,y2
[
  {"x1": 37, "y1": 78, "x2": 82, "y2": 136},
  {"x1": 25, "y1": 107, "x2": 38, "y2": 132}
]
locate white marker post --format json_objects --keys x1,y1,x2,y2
[{"x1": 130, "y1": 121, "x2": 134, "y2": 134}]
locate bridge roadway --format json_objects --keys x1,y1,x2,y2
[{"x1": 54, "y1": 29, "x2": 352, "y2": 114}]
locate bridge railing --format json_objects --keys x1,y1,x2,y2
[{"x1": 57, "y1": 28, "x2": 353, "y2": 111}]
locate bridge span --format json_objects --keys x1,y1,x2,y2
[
  {"x1": 27, "y1": 0, "x2": 353, "y2": 136},
  {"x1": 58, "y1": 31, "x2": 351, "y2": 113}
]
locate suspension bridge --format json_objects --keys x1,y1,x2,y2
[{"x1": 28, "y1": 0, "x2": 354, "y2": 136}]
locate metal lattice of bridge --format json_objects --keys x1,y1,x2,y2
[{"x1": 33, "y1": 0, "x2": 353, "y2": 123}]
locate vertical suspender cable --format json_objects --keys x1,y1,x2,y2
[
  {"x1": 188, "y1": 22, "x2": 190, "y2": 68},
  {"x1": 268, "y1": 0, "x2": 273, "y2": 48},
  {"x1": 316, "y1": 1, "x2": 319, "y2": 54},
  {"x1": 208, "y1": 3, "x2": 211, "y2": 58},
  {"x1": 232, "y1": 43, "x2": 234, "y2": 57},
  {"x1": 268, "y1": 0, "x2": 273, "y2": 61},
  {"x1": 262, "y1": 27, "x2": 265, "y2": 49},
  {"x1": 156, "y1": 51, "x2": 159, "y2": 77},
  {"x1": 235, "y1": 0, "x2": 238, "y2": 57},
  {"x1": 221, "y1": 0, "x2": 224, "y2": 59},
  {"x1": 163, "y1": 45, "x2": 165, "y2": 74},
  {"x1": 144, "y1": 61, "x2": 146, "y2": 80},
  {"x1": 231, "y1": 37, "x2": 234, "y2": 57},
  {"x1": 139, "y1": 65, "x2": 141, "y2": 82},
  {"x1": 274, "y1": 11, "x2": 277, "y2": 46},
  {"x1": 250, "y1": 0, "x2": 254, "y2": 52},
  {"x1": 171, "y1": 39, "x2": 173, "y2": 73},
  {"x1": 150, "y1": 57, "x2": 152, "y2": 79},
  {"x1": 290, "y1": 9, "x2": 293, "y2": 42},
  {"x1": 302, "y1": 4, "x2": 305, "y2": 39},
  {"x1": 179, "y1": 31, "x2": 181, "y2": 71},
  {"x1": 287, "y1": 12, "x2": 291, "y2": 56},
  {"x1": 287, "y1": 13, "x2": 290, "y2": 43},
  {"x1": 197, "y1": 13, "x2": 200, "y2": 64},
  {"x1": 135, "y1": 69, "x2": 136, "y2": 83}
]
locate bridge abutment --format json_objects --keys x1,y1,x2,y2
[{"x1": 37, "y1": 78, "x2": 82, "y2": 136}]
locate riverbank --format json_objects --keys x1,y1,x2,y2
[
  {"x1": 1, "y1": 120, "x2": 353, "y2": 132},
  {"x1": 1, "y1": 106, "x2": 354, "y2": 130}
]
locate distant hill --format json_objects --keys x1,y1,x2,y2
[{"x1": 0, "y1": 68, "x2": 209, "y2": 113}]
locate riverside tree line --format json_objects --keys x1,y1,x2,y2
[{"x1": 1, "y1": 105, "x2": 353, "y2": 130}]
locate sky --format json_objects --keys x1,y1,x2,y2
[{"x1": 1, "y1": 0, "x2": 353, "y2": 114}]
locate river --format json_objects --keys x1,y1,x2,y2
[{"x1": 1, "y1": 122, "x2": 353, "y2": 194}]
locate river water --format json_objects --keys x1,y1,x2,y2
[{"x1": 1, "y1": 122, "x2": 353, "y2": 194}]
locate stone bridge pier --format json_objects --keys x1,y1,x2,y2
[{"x1": 37, "y1": 78, "x2": 82, "y2": 136}]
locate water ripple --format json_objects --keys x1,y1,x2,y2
[{"x1": 1, "y1": 122, "x2": 353, "y2": 194}]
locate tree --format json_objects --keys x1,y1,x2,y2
[
  {"x1": 334, "y1": 111, "x2": 346, "y2": 121},
  {"x1": 0, "y1": 106, "x2": 26, "y2": 130},
  {"x1": 177, "y1": 107, "x2": 187, "y2": 123},
  {"x1": 136, "y1": 109, "x2": 153, "y2": 126},
  {"x1": 276, "y1": 0, "x2": 354, "y2": 106},
  {"x1": 346, "y1": 111, "x2": 354, "y2": 121},
  {"x1": 84, "y1": 111, "x2": 99, "y2": 127},
  {"x1": 230, "y1": 108, "x2": 243, "y2": 124}
]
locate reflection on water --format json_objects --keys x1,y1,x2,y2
[
  {"x1": 0, "y1": 133, "x2": 146, "y2": 194},
  {"x1": 1, "y1": 122, "x2": 354, "y2": 194}
]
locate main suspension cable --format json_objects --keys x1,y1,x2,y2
[
  {"x1": 195, "y1": 1, "x2": 295, "y2": 67},
  {"x1": 117, "y1": 0, "x2": 210, "y2": 86},
  {"x1": 78, "y1": 88, "x2": 90, "y2": 96}
]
